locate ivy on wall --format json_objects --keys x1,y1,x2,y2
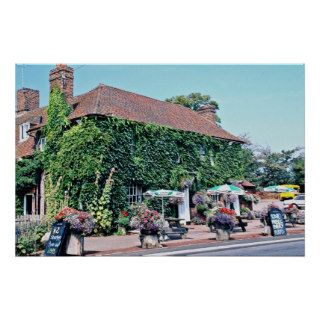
[
  {"x1": 47, "y1": 115, "x2": 247, "y2": 229},
  {"x1": 18, "y1": 88, "x2": 248, "y2": 231}
]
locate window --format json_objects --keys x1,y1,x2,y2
[
  {"x1": 127, "y1": 184, "x2": 143, "y2": 205},
  {"x1": 199, "y1": 145, "x2": 205, "y2": 160},
  {"x1": 24, "y1": 194, "x2": 34, "y2": 215},
  {"x1": 38, "y1": 137, "x2": 46, "y2": 151},
  {"x1": 210, "y1": 194, "x2": 219, "y2": 203},
  {"x1": 19, "y1": 123, "x2": 30, "y2": 141}
]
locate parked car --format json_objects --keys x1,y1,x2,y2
[
  {"x1": 280, "y1": 184, "x2": 300, "y2": 201},
  {"x1": 283, "y1": 194, "x2": 305, "y2": 210}
]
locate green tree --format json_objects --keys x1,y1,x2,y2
[
  {"x1": 238, "y1": 134, "x2": 305, "y2": 188},
  {"x1": 16, "y1": 154, "x2": 43, "y2": 216},
  {"x1": 165, "y1": 92, "x2": 221, "y2": 123},
  {"x1": 292, "y1": 154, "x2": 305, "y2": 190},
  {"x1": 257, "y1": 149, "x2": 296, "y2": 186}
]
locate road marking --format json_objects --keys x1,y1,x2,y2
[{"x1": 145, "y1": 237, "x2": 304, "y2": 256}]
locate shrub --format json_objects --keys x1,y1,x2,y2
[
  {"x1": 16, "y1": 220, "x2": 50, "y2": 256},
  {"x1": 196, "y1": 204, "x2": 208, "y2": 214},
  {"x1": 88, "y1": 168, "x2": 115, "y2": 235},
  {"x1": 192, "y1": 216, "x2": 206, "y2": 225},
  {"x1": 116, "y1": 210, "x2": 133, "y2": 230}
]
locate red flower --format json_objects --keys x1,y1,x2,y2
[
  {"x1": 121, "y1": 210, "x2": 129, "y2": 217},
  {"x1": 219, "y1": 207, "x2": 235, "y2": 215}
]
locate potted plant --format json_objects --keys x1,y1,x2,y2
[
  {"x1": 54, "y1": 207, "x2": 94, "y2": 255},
  {"x1": 130, "y1": 205, "x2": 164, "y2": 248},
  {"x1": 207, "y1": 208, "x2": 236, "y2": 240},
  {"x1": 116, "y1": 210, "x2": 131, "y2": 235}
]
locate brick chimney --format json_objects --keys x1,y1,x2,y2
[
  {"x1": 196, "y1": 104, "x2": 217, "y2": 125},
  {"x1": 16, "y1": 88, "x2": 40, "y2": 113},
  {"x1": 49, "y1": 64, "x2": 74, "y2": 103}
]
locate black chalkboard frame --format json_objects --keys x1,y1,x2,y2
[
  {"x1": 44, "y1": 221, "x2": 69, "y2": 256},
  {"x1": 268, "y1": 208, "x2": 287, "y2": 237}
]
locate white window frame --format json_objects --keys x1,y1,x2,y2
[
  {"x1": 23, "y1": 193, "x2": 34, "y2": 215},
  {"x1": 127, "y1": 184, "x2": 143, "y2": 205},
  {"x1": 19, "y1": 122, "x2": 30, "y2": 142},
  {"x1": 38, "y1": 137, "x2": 46, "y2": 151}
]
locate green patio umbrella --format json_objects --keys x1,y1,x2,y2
[
  {"x1": 143, "y1": 189, "x2": 185, "y2": 217},
  {"x1": 207, "y1": 184, "x2": 245, "y2": 195}
]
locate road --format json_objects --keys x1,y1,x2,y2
[{"x1": 116, "y1": 234, "x2": 304, "y2": 257}]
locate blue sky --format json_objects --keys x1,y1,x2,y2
[{"x1": 15, "y1": 64, "x2": 304, "y2": 151}]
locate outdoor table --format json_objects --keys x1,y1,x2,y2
[
  {"x1": 161, "y1": 218, "x2": 188, "y2": 240},
  {"x1": 165, "y1": 217, "x2": 185, "y2": 228}
]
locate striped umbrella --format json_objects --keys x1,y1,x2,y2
[
  {"x1": 207, "y1": 184, "x2": 245, "y2": 195},
  {"x1": 263, "y1": 185, "x2": 296, "y2": 193},
  {"x1": 143, "y1": 189, "x2": 185, "y2": 217}
]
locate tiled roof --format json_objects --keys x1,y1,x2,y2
[
  {"x1": 17, "y1": 84, "x2": 243, "y2": 158},
  {"x1": 16, "y1": 108, "x2": 47, "y2": 159},
  {"x1": 70, "y1": 84, "x2": 243, "y2": 142}
]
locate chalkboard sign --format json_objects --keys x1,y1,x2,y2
[
  {"x1": 268, "y1": 208, "x2": 287, "y2": 237},
  {"x1": 44, "y1": 221, "x2": 69, "y2": 256}
]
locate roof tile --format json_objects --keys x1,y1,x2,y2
[{"x1": 17, "y1": 84, "x2": 243, "y2": 158}]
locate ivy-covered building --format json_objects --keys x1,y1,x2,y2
[{"x1": 16, "y1": 64, "x2": 245, "y2": 221}]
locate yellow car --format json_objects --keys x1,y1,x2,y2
[{"x1": 280, "y1": 185, "x2": 300, "y2": 201}]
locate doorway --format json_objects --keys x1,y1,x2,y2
[{"x1": 24, "y1": 194, "x2": 33, "y2": 215}]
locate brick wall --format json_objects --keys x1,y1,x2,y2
[
  {"x1": 196, "y1": 104, "x2": 217, "y2": 125},
  {"x1": 49, "y1": 64, "x2": 74, "y2": 103},
  {"x1": 16, "y1": 88, "x2": 39, "y2": 113}
]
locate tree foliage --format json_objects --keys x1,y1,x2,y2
[
  {"x1": 16, "y1": 154, "x2": 42, "y2": 192},
  {"x1": 165, "y1": 92, "x2": 221, "y2": 123},
  {"x1": 239, "y1": 134, "x2": 305, "y2": 188},
  {"x1": 16, "y1": 154, "x2": 43, "y2": 216}
]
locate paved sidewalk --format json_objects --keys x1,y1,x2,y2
[{"x1": 84, "y1": 218, "x2": 305, "y2": 256}]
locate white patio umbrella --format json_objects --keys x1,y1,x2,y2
[
  {"x1": 143, "y1": 189, "x2": 185, "y2": 217},
  {"x1": 207, "y1": 184, "x2": 245, "y2": 195},
  {"x1": 263, "y1": 185, "x2": 296, "y2": 193}
]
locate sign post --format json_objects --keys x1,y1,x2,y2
[
  {"x1": 268, "y1": 208, "x2": 287, "y2": 237},
  {"x1": 44, "y1": 221, "x2": 69, "y2": 256}
]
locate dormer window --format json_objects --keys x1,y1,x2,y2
[{"x1": 19, "y1": 123, "x2": 30, "y2": 141}]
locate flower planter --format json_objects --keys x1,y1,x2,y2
[
  {"x1": 215, "y1": 229, "x2": 231, "y2": 241},
  {"x1": 65, "y1": 231, "x2": 84, "y2": 256},
  {"x1": 140, "y1": 230, "x2": 162, "y2": 249}
]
